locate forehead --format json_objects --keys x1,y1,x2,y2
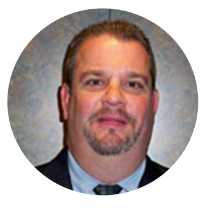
[{"x1": 74, "y1": 34, "x2": 150, "y2": 76}]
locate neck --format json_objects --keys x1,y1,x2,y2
[{"x1": 67, "y1": 135, "x2": 148, "y2": 183}]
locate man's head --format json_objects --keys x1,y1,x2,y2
[
  {"x1": 63, "y1": 21, "x2": 156, "y2": 90},
  {"x1": 60, "y1": 21, "x2": 158, "y2": 157}
]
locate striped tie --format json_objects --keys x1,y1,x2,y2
[{"x1": 93, "y1": 184, "x2": 122, "y2": 195}]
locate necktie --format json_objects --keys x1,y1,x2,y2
[{"x1": 93, "y1": 184, "x2": 122, "y2": 195}]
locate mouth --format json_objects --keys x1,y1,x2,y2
[{"x1": 96, "y1": 116, "x2": 128, "y2": 127}]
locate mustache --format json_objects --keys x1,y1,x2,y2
[{"x1": 88, "y1": 108, "x2": 136, "y2": 126}]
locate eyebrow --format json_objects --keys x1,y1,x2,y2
[
  {"x1": 126, "y1": 72, "x2": 149, "y2": 85},
  {"x1": 79, "y1": 70, "x2": 149, "y2": 85},
  {"x1": 79, "y1": 70, "x2": 105, "y2": 81}
]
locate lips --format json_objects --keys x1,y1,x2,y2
[{"x1": 96, "y1": 116, "x2": 127, "y2": 127}]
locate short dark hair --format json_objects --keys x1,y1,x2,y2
[{"x1": 63, "y1": 20, "x2": 156, "y2": 90}]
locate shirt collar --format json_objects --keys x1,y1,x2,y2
[
  {"x1": 117, "y1": 159, "x2": 146, "y2": 192},
  {"x1": 67, "y1": 150, "x2": 146, "y2": 194},
  {"x1": 68, "y1": 150, "x2": 99, "y2": 194}
]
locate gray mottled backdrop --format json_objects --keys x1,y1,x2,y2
[{"x1": 8, "y1": 9, "x2": 198, "y2": 167}]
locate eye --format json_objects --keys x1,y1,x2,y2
[
  {"x1": 84, "y1": 79, "x2": 106, "y2": 91},
  {"x1": 128, "y1": 82, "x2": 139, "y2": 88},
  {"x1": 123, "y1": 81, "x2": 145, "y2": 94},
  {"x1": 86, "y1": 79, "x2": 103, "y2": 86},
  {"x1": 128, "y1": 81, "x2": 142, "y2": 88}
]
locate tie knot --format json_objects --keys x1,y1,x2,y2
[{"x1": 93, "y1": 184, "x2": 122, "y2": 195}]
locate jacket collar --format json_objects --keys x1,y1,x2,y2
[{"x1": 57, "y1": 147, "x2": 154, "y2": 190}]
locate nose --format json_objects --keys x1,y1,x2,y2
[{"x1": 101, "y1": 79, "x2": 126, "y2": 109}]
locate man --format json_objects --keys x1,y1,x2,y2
[{"x1": 37, "y1": 20, "x2": 168, "y2": 195}]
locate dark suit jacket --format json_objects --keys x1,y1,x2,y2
[{"x1": 37, "y1": 147, "x2": 168, "y2": 190}]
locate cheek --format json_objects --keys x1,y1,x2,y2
[
  {"x1": 76, "y1": 93, "x2": 101, "y2": 120},
  {"x1": 127, "y1": 97, "x2": 150, "y2": 118}
]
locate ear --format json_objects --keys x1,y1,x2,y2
[
  {"x1": 60, "y1": 83, "x2": 70, "y2": 121},
  {"x1": 152, "y1": 89, "x2": 159, "y2": 115}
]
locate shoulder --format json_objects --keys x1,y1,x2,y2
[
  {"x1": 36, "y1": 148, "x2": 67, "y2": 173},
  {"x1": 139, "y1": 156, "x2": 168, "y2": 188},
  {"x1": 37, "y1": 162, "x2": 50, "y2": 173},
  {"x1": 36, "y1": 147, "x2": 72, "y2": 189},
  {"x1": 146, "y1": 156, "x2": 168, "y2": 176}
]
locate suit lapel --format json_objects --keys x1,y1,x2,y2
[
  {"x1": 48, "y1": 147, "x2": 73, "y2": 190},
  {"x1": 40, "y1": 149, "x2": 166, "y2": 191},
  {"x1": 138, "y1": 156, "x2": 168, "y2": 188}
]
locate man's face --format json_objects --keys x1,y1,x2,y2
[{"x1": 61, "y1": 34, "x2": 158, "y2": 156}]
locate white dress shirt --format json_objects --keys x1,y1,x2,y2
[{"x1": 67, "y1": 150, "x2": 146, "y2": 194}]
